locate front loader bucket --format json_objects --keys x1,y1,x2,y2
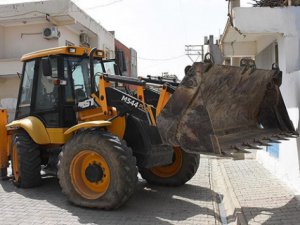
[{"x1": 157, "y1": 62, "x2": 297, "y2": 155}]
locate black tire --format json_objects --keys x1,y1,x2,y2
[
  {"x1": 58, "y1": 129, "x2": 138, "y2": 209},
  {"x1": 11, "y1": 130, "x2": 42, "y2": 188},
  {"x1": 139, "y1": 148, "x2": 200, "y2": 186}
]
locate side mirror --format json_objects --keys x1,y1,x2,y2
[{"x1": 42, "y1": 58, "x2": 52, "y2": 77}]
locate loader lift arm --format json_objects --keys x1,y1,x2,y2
[{"x1": 91, "y1": 73, "x2": 175, "y2": 126}]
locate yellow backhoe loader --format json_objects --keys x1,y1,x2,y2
[{"x1": 0, "y1": 46, "x2": 296, "y2": 209}]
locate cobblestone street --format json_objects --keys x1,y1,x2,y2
[
  {"x1": 1, "y1": 155, "x2": 300, "y2": 225},
  {"x1": 216, "y1": 159, "x2": 300, "y2": 225},
  {"x1": 0, "y1": 157, "x2": 221, "y2": 225}
]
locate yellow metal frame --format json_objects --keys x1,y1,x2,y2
[
  {"x1": 78, "y1": 107, "x2": 126, "y2": 139},
  {"x1": 64, "y1": 121, "x2": 112, "y2": 135},
  {"x1": 137, "y1": 86, "x2": 145, "y2": 102},
  {"x1": 156, "y1": 87, "x2": 171, "y2": 117},
  {"x1": 47, "y1": 128, "x2": 71, "y2": 144},
  {"x1": 0, "y1": 109, "x2": 9, "y2": 170},
  {"x1": 6, "y1": 116, "x2": 50, "y2": 144},
  {"x1": 99, "y1": 75, "x2": 110, "y2": 115},
  {"x1": 21, "y1": 46, "x2": 106, "y2": 61},
  {"x1": 6, "y1": 117, "x2": 74, "y2": 145}
]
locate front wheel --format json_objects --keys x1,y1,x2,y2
[
  {"x1": 58, "y1": 130, "x2": 137, "y2": 209},
  {"x1": 139, "y1": 147, "x2": 200, "y2": 186}
]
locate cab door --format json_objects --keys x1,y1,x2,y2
[{"x1": 31, "y1": 57, "x2": 61, "y2": 128}]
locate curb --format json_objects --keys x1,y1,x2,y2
[{"x1": 211, "y1": 159, "x2": 248, "y2": 225}]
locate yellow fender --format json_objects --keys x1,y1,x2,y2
[
  {"x1": 6, "y1": 116, "x2": 50, "y2": 144},
  {"x1": 64, "y1": 121, "x2": 111, "y2": 135}
]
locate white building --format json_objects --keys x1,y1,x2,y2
[
  {"x1": 0, "y1": 0, "x2": 115, "y2": 114},
  {"x1": 221, "y1": 0, "x2": 300, "y2": 193}
]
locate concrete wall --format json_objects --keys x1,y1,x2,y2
[
  {"x1": 255, "y1": 42, "x2": 275, "y2": 70},
  {"x1": 234, "y1": 7, "x2": 300, "y2": 73},
  {"x1": 0, "y1": 76, "x2": 20, "y2": 99},
  {"x1": 0, "y1": 25, "x2": 4, "y2": 58},
  {"x1": 98, "y1": 28, "x2": 115, "y2": 58},
  {"x1": 3, "y1": 24, "x2": 58, "y2": 59},
  {"x1": 256, "y1": 70, "x2": 300, "y2": 194},
  {"x1": 255, "y1": 34, "x2": 300, "y2": 194},
  {"x1": 0, "y1": 59, "x2": 23, "y2": 76},
  {"x1": 58, "y1": 26, "x2": 80, "y2": 47}
]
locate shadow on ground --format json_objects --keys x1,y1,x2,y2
[
  {"x1": 226, "y1": 197, "x2": 300, "y2": 225},
  {"x1": 1, "y1": 176, "x2": 221, "y2": 225}
]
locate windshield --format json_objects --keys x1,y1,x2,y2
[
  {"x1": 94, "y1": 59, "x2": 119, "y2": 91},
  {"x1": 64, "y1": 57, "x2": 119, "y2": 102},
  {"x1": 64, "y1": 57, "x2": 91, "y2": 102}
]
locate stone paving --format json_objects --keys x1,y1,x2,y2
[
  {"x1": 219, "y1": 159, "x2": 300, "y2": 225},
  {"x1": 0, "y1": 156, "x2": 221, "y2": 225}
]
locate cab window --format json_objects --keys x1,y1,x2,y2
[{"x1": 16, "y1": 60, "x2": 35, "y2": 118}]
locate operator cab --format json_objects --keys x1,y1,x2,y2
[{"x1": 16, "y1": 46, "x2": 119, "y2": 128}]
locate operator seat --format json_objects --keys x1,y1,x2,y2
[{"x1": 75, "y1": 89, "x2": 86, "y2": 101}]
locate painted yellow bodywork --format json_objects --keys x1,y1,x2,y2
[
  {"x1": 47, "y1": 128, "x2": 72, "y2": 144},
  {"x1": 0, "y1": 109, "x2": 9, "y2": 169},
  {"x1": 6, "y1": 117, "x2": 70, "y2": 145},
  {"x1": 78, "y1": 108, "x2": 126, "y2": 139},
  {"x1": 64, "y1": 121, "x2": 112, "y2": 135},
  {"x1": 137, "y1": 86, "x2": 145, "y2": 102},
  {"x1": 156, "y1": 87, "x2": 171, "y2": 117},
  {"x1": 21, "y1": 46, "x2": 105, "y2": 61},
  {"x1": 5, "y1": 108, "x2": 126, "y2": 145},
  {"x1": 99, "y1": 76, "x2": 110, "y2": 114},
  {"x1": 6, "y1": 116, "x2": 50, "y2": 144}
]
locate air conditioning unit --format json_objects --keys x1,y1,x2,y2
[
  {"x1": 43, "y1": 27, "x2": 61, "y2": 39},
  {"x1": 80, "y1": 33, "x2": 90, "y2": 46}
]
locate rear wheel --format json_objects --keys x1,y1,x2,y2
[
  {"x1": 58, "y1": 130, "x2": 137, "y2": 209},
  {"x1": 139, "y1": 147, "x2": 200, "y2": 186},
  {"x1": 11, "y1": 130, "x2": 42, "y2": 188}
]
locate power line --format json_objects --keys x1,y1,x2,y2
[{"x1": 85, "y1": 0, "x2": 123, "y2": 10}]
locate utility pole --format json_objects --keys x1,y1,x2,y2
[{"x1": 185, "y1": 45, "x2": 204, "y2": 63}]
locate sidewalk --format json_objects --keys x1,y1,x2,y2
[{"x1": 213, "y1": 158, "x2": 300, "y2": 225}]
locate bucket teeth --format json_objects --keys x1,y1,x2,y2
[
  {"x1": 255, "y1": 140, "x2": 271, "y2": 146},
  {"x1": 264, "y1": 138, "x2": 280, "y2": 143},
  {"x1": 233, "y1": 144, "x2": 245, "y2": 151},
  {"x1": 237, "y1": 149, "x2": 251, "y2": 153},
  {"x1": 273, "y1": 135, "x2": 289, "y2": 141},
  {"x1": 282, "y1": 133, "x2": 297, "y2": 138},
  {"x1": 232, "y1": 145, "x2": 251, "y2": 153},
  {"x1": 222, "y1": 148, "x2": 238, "y2": 155},
  {"x1": 242, "y1": 143, "x2": 263, "y2": 150}
]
